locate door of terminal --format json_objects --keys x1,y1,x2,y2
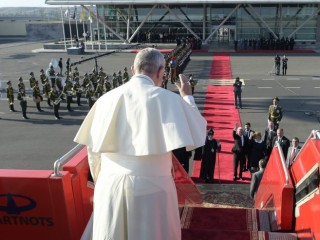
[{"x1": 212, "y1": 25, "x2": 236, "y2": 42}]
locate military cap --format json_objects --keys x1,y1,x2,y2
[
  {"x1": 19, "y1": 77, "x2": 23, "y2": 81},
  {"x1": 118, "y1": 70, "x2": 121, "y2": 74},
  {"x1": 124, "y1": 67, "x2": 127, "y2": 71},
  {"x1": 113, "y1": 72, "x2": 116, "y2": 76},
  {"x1": 74, "y1": 67, "x2": 78, "y2": 71},
  {"x1": 30, "y1": 72, "x2": 34, "y2": 76},
  {"x1": 40, "y1": 69, "x2": 44, "y2": 72},
  {"x1": 99, "y1": 67, "x2": 103, "y2": 71},
  {"x1": 273, "y1": 97, "x2": 279, "y2": 101},
  {"x1": 84, "y1": 73, "x2": 88, "y2": 76},
  {"x1": 7, "y1": 80, "x2": 11, "y2": 85}
]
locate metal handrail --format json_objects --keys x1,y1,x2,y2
[
  {"x1": 312, "y1": 130, "x2": 320, "y2": 139},
  {"x1": 52, "y1": 144, "x2": 84, "y2": 177},
  {"x1": 276, "y1": 141, "x2": 290, "y2": 186}
]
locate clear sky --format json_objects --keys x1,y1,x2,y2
[{"x1": 0, "y1": 0, "x2": 55, "y2": 7}]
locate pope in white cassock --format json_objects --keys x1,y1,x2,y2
[{"x1": 74, "y1": 48, "x2": 207, "y2": 240}]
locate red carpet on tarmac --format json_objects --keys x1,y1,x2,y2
[{"x1": 192, "y1": 53, "x2": 251, "y2": 183}]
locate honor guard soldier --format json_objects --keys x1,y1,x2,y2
[
  {"x1": 55, "y1": 76, "x2": 63, "y2": 92},
  {"x1": 94, "y1": 80, "x2": 104, "y2": 99},
  {"x1": 117, "y1": 70, "x2": 123, "y2": 86},
  {"x1": 82, "y1": 73, "x2": 90, "y2": 88},
  {"x1": 17, "y1": 86, "x2": 29, "y2": 119},
  {"x1": 48, "y1": 65, "x2": 56, "y2": 87},
  {"x1": 39, "y1": 69, "x2": 47, "y2": 85},
  {"x1": 6, "y1": 81, "x2": 16, "y2": 112},
  {"x1": 112, "y1": 72, "x2": 118, "y2": 89},
  {"x1": 189, "y1": 74, "x2": 197, "y2": 95},
  {"x1": 268, "y1": 97, "x2": 283, "y2": 131},
  {"x1": 32, "y1": 81, "x2": 44, "y2": 112},
  {"x1": 85, "y1": 83, "x2": 96, "y2": 109},
  {"x1": 104, "y1": 76, "x2": 111, "y2": 92},
  {"x1": 66, "y1": 58, "x2": 71, "y2": 76},
  {"x1": 49, "y1": 86, "x2": 62, "y2": 119},
  {"x1": 90, "y1": 69, "x2": 98, "y2": 90},
  {"x1": 18, "y1": 77, "x2": 25, "y2": 94},
  {"x1": 72, "y1": 67, "x2": 80, "y2": 80},
  {"x1": 73, "y1": 77, "x2": 83, "y2": 106},
  {"x1": 274, "y1": 54, "x2": 281, "y2": 75},
  {"x1": 63, "y1": 80, "x2": 74, "y2": 112},
  {"x1": 123, "y1": 67, "x2": 129, "y2": 83},
  {"x1": 282, "y1": 55, "x2": 288, "y2": 76},
  {"x1": 98, "y1": 67, "x2": 106, "y2": 85},
  {"x1": 43, "y1": 78, "x2": 52, "y2": 107},
  {"x1": 29, "y1": 72, "x2": 36, "y2": 89}
]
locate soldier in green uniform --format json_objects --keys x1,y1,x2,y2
[
  {"x1": 49, "y1": 86, "x2": 62, "y2": 120},
  {"x1": 123, "y1": 67, "x2": 129, "y2": 83},
  {"x1": 117, "y1": 70, "x2": 123, "y2": 86},
  {"x1": 17, "y1": 85, "x2": 29, "y2": 119},
  {"x1": 63, "y1": 80, "x2": 74, "y2": 112},
  {"x1": 32, "y1": 81, "x2": 44, "y2": 112},
  {"x1": 98, "y1": 67, "x2": 106, "y2": 85},
  {"x1": 55, "y1": 76, "x2": 63, "y2": 92},
  {"x1": 6, "y1": 81, "x2": 16, "y2": 112},
  {"x1": 72, "y1": 67, "x2": 80, "y2": 80},
  {"x1": 189, "y1": 74, "x2": 197, "y2": 95},
  {"x1": 268, "y1": 97, "x2": 283, "y2": 131},
  {"x1": 29, "y1": 72, "x2": 37, "y2": 89},
  {"x1": 82, "y1": 73, "x2": 90, "y2": 89},
  {"x1": 73, "y1": 77, "x2": 83, "y2": 106},
  {"x1": 94, "y1": 79, "x2": 104, "y2": 98},
  {"x1": 18, "y1": 77, "x2": 25, "y2": 94},
  {"x1": 104, "y1": 76, "x2": 111, "y2": 92},
  {"x1": 48, "y1": 65, "x2": 56, "y2": 87},
  {"x1": 85, "y1": 83, "x2": 96, "y2": 109},
  {"x1": 42, "y1": 78, "x2": 52, "y2": 107},
  {"x1": 112, "y1": 72, "x2": 118, "y2": 89},
  {"x1": 39, "y1": 69, "x2": 47, "y2": 85}
]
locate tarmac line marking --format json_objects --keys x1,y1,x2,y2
[
  {"x1": 262, "y1": 79, "x2": 275, "y2": 81},
  {"x1": 312, "y1": 78, "x2": 320, "y2": 80},
  {"x1": 314, "y1": 87, "x2": 320, "y2": 88},
  {"x1": 285, "y1": 87, "x2": 301, "y2": 89},
  {"x1": 286, "y1": 78, "x2": 300, "y2": 81},
  {"x1": 258, "y1": 87, "x2": 272, "y2": 88}
]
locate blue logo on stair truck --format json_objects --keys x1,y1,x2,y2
[{"x1": 0, "y1": 193, "x2": 36, "y2": 214}]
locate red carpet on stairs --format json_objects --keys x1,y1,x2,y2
[{"x1": 192, "y1": 53, "x2": 251, "y2": 183}]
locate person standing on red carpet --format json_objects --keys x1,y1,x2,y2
[
  {"x1": 233, "y1": 77, "x2": 242, "y2": 109},
  {"x1": 232, "y1": 123, "x2": 249, "y2": 181},
  {"x1": 200, "y1": 128, "x2": 221, "y2": 183}
]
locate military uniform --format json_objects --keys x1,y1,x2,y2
[
  {"x1": 17, "y1": 87, "x2": 29, "y2": 119},
  {"x1": 48, "y1": 66, "x2": 56, "y2": 87},
  {"x1": 94, "y1": 81, "x2": 104, "y2": 98},
  {"x1": 39, "y1": 69, "x2": 47, "y2": 85},
  {"x1": 6, "y1": 81, "x2": 16, "y2": 112},
  {"x1": 282, "y1": 56, "x2": 288, "y2": 76},
  {"x1": 104, "y1": 77, "x2": 111, "y2": 92},
  {"x1": 85, "y1": 84, "x2": 96, "y2": 109},
  {"x1": 63, "y1": 80, "x2": 74, "y2": 111},
  {"x1": 49, "y1": 87, "x2": 62, "y2": 119},
  {"x1": 18, "y1": 77, "x2": 25, "y2": 94},
  {"x1": 117, "y1": 71, "x2": 123, "y2": 86},
  {"x1": 268, "y1": 97, "x2": 283, "y2": 130},
  {"x1": 98, "y1": 67, "x2": 106, "y2": 85},
  {"x1": 43, "y1": 79, "x2": 52, "y2": 107},
  {"x1": 123, "y1": 67, "x2": 129, "y2": 83},
  {"x1": 274, "y1": 55, "x2": 281, "y2": 75},
  {"x1": 32, "y1": 81, "x2": 44, "y2": 112},
  {"x1": 112, "y1": 73, "x2": 118, "y2": 89},
  {"x1": 29, "y1": 72, "x2": 37, "y2": 89},
  {"x1": 73, "y1": 78, "x2": 83, "y2": 106}
]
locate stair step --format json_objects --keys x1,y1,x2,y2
[
  {"x1": 180, "y1": 206, "x2": 270, "y2": 232},
  {"x1": 182, "y1": 229, "x2": 297, "y2": 240}
]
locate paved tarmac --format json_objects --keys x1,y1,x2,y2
[{"x1": 0, "y1": 41, "x2": 319, "y2": 171}]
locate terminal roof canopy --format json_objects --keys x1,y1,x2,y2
[{"x1": 45, "y1": 0, "x2": 320, "y2": 5}]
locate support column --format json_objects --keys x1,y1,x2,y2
[{"x1": 203, "y1": 4, "x2": 206, "y2": 41}]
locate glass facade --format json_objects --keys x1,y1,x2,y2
[{"x1": 95, "y1": 3, "x2": 318, "y2": 43}]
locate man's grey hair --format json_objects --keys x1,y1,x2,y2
[{"x1": 133, "y1": 48, "x2": 164, "y2": 75}]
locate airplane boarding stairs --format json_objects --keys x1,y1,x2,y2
[{"x1": 0, "y1": 130, "x2": 320, "y2": 239}]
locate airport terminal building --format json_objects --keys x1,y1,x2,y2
[{"x1": 46, "y1": 0, "x2": 320, "y2": 48}]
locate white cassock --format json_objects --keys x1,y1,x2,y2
[{"x1": 74, "y1": 74, "x2": 207, "y2": 240}]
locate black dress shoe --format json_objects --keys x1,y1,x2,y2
[{"x1": 233, "y1": 177, "x2": 237, "y2": 181}]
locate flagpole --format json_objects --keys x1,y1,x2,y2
[
  {"x1": 96, "y1": 8, "x2": 100, "y2": 51},
  {"x1": 69, "y1": 11, "x2": 73, "y2": 47},
  {"x1": 103, "y1": 5, "x2": 107, "y2": 51},
  {"x1": 60, "y1": 7, "x2": 67, "y2": 51},
  {"x1": 76, "y1": 19, "x2": 79, "y2": 44}
]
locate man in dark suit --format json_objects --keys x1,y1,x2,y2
[
  {"x1": 250, "y1": 159, "x2": 267, "y2": 199},
  {"x1": 243, "y1": 122, "x2": 254, "y2": 171},
  {"x1": 263, "y1": 121, "x2": 276, "y2": 160},
  {"x1": 232, "y1": 123, "x2": 248, "y2": 181},
  {"x1": 272, "y1": 128, "x2": 290, "y2": 159},
  {"x1": 286, "y1": 137, "x2": 301, "y2": 168}
]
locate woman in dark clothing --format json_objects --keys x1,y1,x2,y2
[
  {"x1": 200, "y1": 128, "x2": 221, "y2": 183},
  {"x1": 248, "y1": 131, "x2": 266, "y2": 174}
]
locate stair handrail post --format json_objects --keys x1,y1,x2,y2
[{"x1": 276, "y1": 141, "x2": 290, "y2": 186}]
